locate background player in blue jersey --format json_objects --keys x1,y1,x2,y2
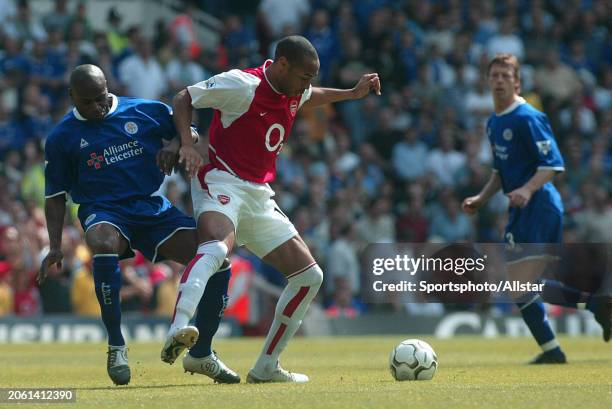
[
  {"x1": 38, "y1": 65, "x2": 239, "y2": 385},
  {"x1": 462, "y1": 54, "x2": 610, "y2": 364}
]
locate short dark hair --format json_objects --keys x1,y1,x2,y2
[
  {"x1": 274, "y1": 35, "x2": 318, "y2": 66},
  {"x1": 487, "y1": 53, "x2": 520, "y2": 81}
]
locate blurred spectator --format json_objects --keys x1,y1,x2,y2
[
  {"x1": 486, "y1": 16, "x2": 524, "y2": 61},
  {"x1": 325, "y1": 276, "x2": 365, "y2": 318},
  {"x1": 169, "y1": 2, "x2": 201, "y2": 59},
  {"x1": 425, "y1": 127, "x2": 466, "y2": 187},
  {"x1": 42, "y1": 0, "x2": 72, "y2": 35},
  {"x1": 325, "y1": 223, "x2": 360, "y2": 298},
  {"x1": 392, "y1": 128, "x2": 428, "y2": 181},
  {"x1": 118, "y1": 37, "x2": 167, "y2": 100},
  {"x1": 428, "y1": 190, "x2": 474, "y2": 242},
  {"x1": 258, "y1": 0, "x2": 310, "y2": 41},
  {"x1": 0, "y1": 261, "x2": 13, "y2": 315},
  {"x1": 106, "y1": 7, "x2": 129, "y2": 57},
  {"x1": 153, "y1": 261, "x2": 181, "y2": 317},
  {"x1": 574, "y1": 186, "x2": 612, "y2": 242},
  {"x1": 535, "y1": 50, "x2": 581, "y2": 105},
  {"x1": 4, "y1": 0, "x2": 47, "y2": 47},
  {"x1": 166, "y1": 46, "x2": 207, "y2": 94},
  {"x1": 70, "y1": 245, "x2": 100, "y2": 316}
]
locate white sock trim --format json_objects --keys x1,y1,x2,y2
[
  {"x1": 519, "y1": 294, "x2": 541, "y2": 310},
  {"x1": 540, "y1": 339, "x2": 560, "y2": 352}
]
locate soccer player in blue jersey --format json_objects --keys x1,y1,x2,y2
[
  {"x1": 462, "y1": 54, "x2": 610, "y2": 363},
  {"x1": 38, "y1": 65, "x2": 240, "y2": 385}
]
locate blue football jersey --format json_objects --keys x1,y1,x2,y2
[
  {"x1": 45, "y1": 94, "x2": 176, "y2": 204},
  {"x1": 487, "y1": 98, "x2": 565, "y2": 216}
]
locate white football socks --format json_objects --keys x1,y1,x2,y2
[
  {"x1": 169, "y1": 240, "x2": 228, "y2": 335},
  {"x1": 252, "y1": 263, "x2": 323, "y2": 376}
]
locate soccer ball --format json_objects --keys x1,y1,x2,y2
[{"x1": 389, "y1": 339, "x2": 438, "y2": 381}]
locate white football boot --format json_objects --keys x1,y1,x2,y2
[
  {"x1": 183, "y1": 351, "x2": 241, "y2": 383},
  {"x1": 160, "y1": 326, "x2": 199, "y2": 364},
  {"x1": 246, "y1": 362, "x2": 309, "y2": 383},
  {"x1": 107, "y1": 345, "x2": 130, "y2": 385}
]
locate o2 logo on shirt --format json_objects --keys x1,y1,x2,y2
[
  {"x1": 502, "y1": 128, "x2": 513, "y2": 141},
  {"x1": 265, "y1": 123, "x2": 285, "y2": 154},
  {"x1": 124, "y1": 121, "x2": 139, "y2": 135}
]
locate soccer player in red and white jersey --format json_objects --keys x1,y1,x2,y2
[{"x1": 160, "y1": 36, "x2": 381, "y2": 383}]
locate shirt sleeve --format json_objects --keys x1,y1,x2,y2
[
  {"x1": 486, "y1": 121, "x2": 499, "y2": 172},
  {"x1": 524, "y1": 113, "x2": 565, "y2": 172},
  {"x1": 44, "y1": 132, "x2": 73, "y2": 198},
  {"x1": 298, "y1": 85, "x2": 313, "y2": 109},
  {"x1": 150, "y1": 101, "x2": 176, "y2": 140},
  {"x1": 187, "y1": 69, "x2": 260, "y2": 114}
]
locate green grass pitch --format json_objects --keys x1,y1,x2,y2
[{"x1": 1, "y1": 336, "x2": 611, "y2": 409}]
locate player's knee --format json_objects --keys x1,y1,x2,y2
[
  {"x1": 197, "y1": 240, "x2": 229, "y2": 268},
  {"x1": 293, "y1": 264, "x2": 323, "y2": 289},
  {"x1": 86, "y1": 224, "x2": 122, "y2": 254}
]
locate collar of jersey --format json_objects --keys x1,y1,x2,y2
[
  {"x1": 263, "y1": 59, "x2": 282, "y2": 95},
  {"x1": 495, "y1": 96, "x2": 526, "y2": 116},
  {"x1": 73, "y1": 93, "x2": 119, "y2": 121}
]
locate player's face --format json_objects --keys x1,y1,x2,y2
[
  {"x1": 284, "y1": 57, "x2": 319, "y2": 97},
  {"x1": 70, "y1": 85, "x2": 111, "y2": 121},
  {"x1": 487, "y1": 64, "x2": 519, "y2": 102}
]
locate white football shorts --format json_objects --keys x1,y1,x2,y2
[{"x1": 191, "y1": 168, "x2": 298, "y2": 258}]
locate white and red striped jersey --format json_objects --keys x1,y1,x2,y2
[{"x1": 188, "y1": 60, "x2": 312, "y2": 184}]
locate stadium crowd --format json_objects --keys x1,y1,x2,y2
[{"x1": 0, "y1": 0, "x2": 610, "y2": 326}]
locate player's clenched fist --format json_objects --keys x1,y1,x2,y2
[
  {"x1": 461, "y1": 195, "x2": 482, "y2": 215},
  {"x1": 352, "y1": 73, "x2": 382, "y2": 99},
  {"x1": 178, "y1": 145, "x2": 204, "y2": 178},
  {"x1": 507, "y1": 187, "x2": 532, "y2": 208}
]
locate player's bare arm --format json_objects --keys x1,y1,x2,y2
[
  {"x1": 301, "y1": 73, "x2": 381, "y2": 109},
  {"x1": 461, "y1": 172, "x2": 502, "y2": 215},
  {"x1": 38, "y1": 194, "x2": 67, "y2": 283},
  {"x1": 173, "y1": 89, "x2": 203, "y2": 178},
  {"x1": 507, "y1": 169, "x2": 556, "y2": 208}
]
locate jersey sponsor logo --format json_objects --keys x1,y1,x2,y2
[
  {"x1": 84, "y1": 213, "x2": 96, "y2": 225},
  {"x1": 124, "y1": 121, "x2": 138, "y2": 135},
  {"x1": 502, "y1": 128, "x2": 513, "y2": 141},
  {"x1": 80, "y1": 138, "x2": 89, "y2": 148},
  {"x1": 265, "y1": 123, "x2": 285, "y2": 154},
  {"x1": 493, "y1": 144, "x2": 508, "y2": 160},
  {"x1": 86, "y1": 141, "x2": 144, "y2": 169},
  {"x1": 87, "y1": 152, "x2": 105, "y2": 169},
  {"x1": 289, "y1": 100, "x2": 298, "y2": 116},
  {"x1": 217, "y1": 194, "x2": 230, "y2": 205},
  {"x1": 536, "y1": 140, "x2": 552, "y2": 155}
]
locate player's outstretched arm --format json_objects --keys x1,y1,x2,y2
[
  {"x1": 461, "y1": 172, "x2": 502, "y2": 215},
  {"x1": 301, "y1": 73, "x2": 381, "y2": 109},
  {"x1": 38, "y1": 195, "x2": 67, "y2": 283},
  {"x1": 172, "y1": 89, "x2": 203, "y2": 178}
]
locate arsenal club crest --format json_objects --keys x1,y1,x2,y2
[
  {"x1": 290, "y1": 100, "x2": 298, "y2": 116},
  {"x1": 218, "y1": 194, "x2": 230, "y2": 205}
]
